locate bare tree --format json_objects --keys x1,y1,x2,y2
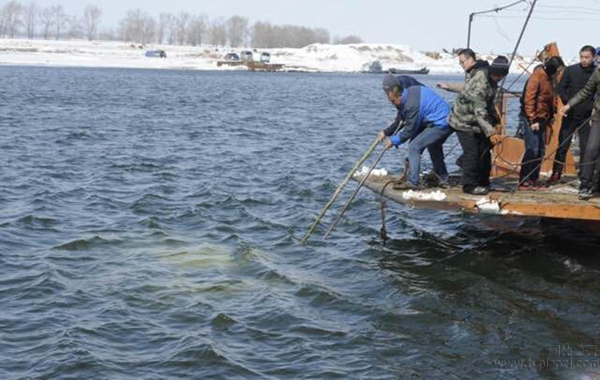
[
  {"x1": 67, "y1": 15, "x2": 82, "y2": 39},
  {"x1": 51, "y1": 5, "x2": 66, "y2": 40},
  {"x1": 167, "y1": 14, "x2": 177, "y2": 44},
  {"x1": 174, "y1": 11, "x2": 190, "y2": 45},
  {"x1": 141, "y1": 16, "x2": 156, "y2": 44},
  {"x1": 251, "y1": 21, "x2": 333, "y2": 48},
  {"x1": 39, "y1": 6, "x2": 53, "y2": 39},
  {"x1": 83, "y1": 5, "x2": 102, "y2": 41},
  {"x1": 23, "y1": 2, "x2": 37, "y2": 39},
  {"x1": 314, "y1": 28, "x2": 330, "y2": 44},
  {"x1": 2, "y1": 0, "x2": 24, "y2": 38},
  {"x1": 187, "y1": 14, "x2": 207, "y2": 46},
  {"x1": 119, "y1": 9, "x2": 155, "y2": 44},
  {"x1": 98, "y1": 27, "x2": 117, "y2": 41},
  {"x1": 226, "y1": 15, "x2": 248, "y2": 48},
  {"x1": 209, "y1": 18, "x2": 226, "y2": 46},
  {"x1": 251, "y1": 21, "x2": 274, "y2": 48},
  {"x1": 334, "y1": 35, "x2": 363, "y2": 44},
  {"x1": 157, "y1": 12, "x2": 172, "y2": 44}
]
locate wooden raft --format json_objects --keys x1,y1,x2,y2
[{"x1": 355, "y1": 174, "x2": 600, "y2": 221}]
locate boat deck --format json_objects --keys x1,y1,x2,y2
[{"x1": 356, "y1": 173, "x2": 600, "y2": 221}]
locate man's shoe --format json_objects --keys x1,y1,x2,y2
[
  {"x1": 464, "y1": 186, "x2": 490, "y2": 195},
  {"x1": 546, "y1": 172, "x2": 561, "y2": 186},
  {"x1": 393, "y1": 181, "x2": 420, "y2": 190},
  {"x1": 518, "y1": 180, "x2": 541, "y2": 191},
  {"x1": 578, "y1": 188, "x2": 593, "y2": 200}
]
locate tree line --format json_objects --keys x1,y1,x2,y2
[{"x1": 0, "y1": 1, "x2": 363, "y2": 48}]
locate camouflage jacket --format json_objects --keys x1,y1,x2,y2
[
  {"x1": 443, "y1": 60, "x2": 490, "y2": 93},
  {"x1": 448, "y1": 70, "x2": 497, "y2": 136},
  {"x1": 568, "y1": 66, "x2": 600, "y2": 120}
]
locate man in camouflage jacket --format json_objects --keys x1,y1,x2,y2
[{"x1": 448, "y1": 56, "x2": 508, "y2": 195}]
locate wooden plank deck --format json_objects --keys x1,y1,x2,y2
[{"x1": 356, "y1": 174, "x2": 600, "y2": 221}]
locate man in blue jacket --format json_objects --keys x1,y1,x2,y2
[
  {"x1": 377, "y1": 75, "x2": 425, "y2": 137},
  {"x1": 377, "y1": 75, "x2": 453, "y2": 189}
]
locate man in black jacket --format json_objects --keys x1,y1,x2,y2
[{"x1": 548, "y1": 45, "x2": 597, "y2": 184}]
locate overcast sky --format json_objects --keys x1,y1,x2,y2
[{"x1": 17, "y1": 0, "x2": 600, "y2": 59}]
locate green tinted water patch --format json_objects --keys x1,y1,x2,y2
[{"x1": 159, "y1": 243, "x2": 235, "y2": 270}]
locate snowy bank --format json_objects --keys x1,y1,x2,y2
[{"x1": 0, "y1": 38, "x2": 538, "y2": 73}]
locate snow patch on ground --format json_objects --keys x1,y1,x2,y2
[
  {"x1": 475, "y1": 197, "x2": 509, "y2": 215},
  {"x1": 550, "y1": 187, "x2": 579, "y2": 195},
  {"x1": 402, "y1": 190, "x2": 447, "y2": 201},
  {"x1": 354, "y1": 166, "x2": 388, "y2": 177}
]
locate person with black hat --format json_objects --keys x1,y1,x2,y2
[
  {"x1": 448, "y1": 56, "x2": 509, "y2": 195},
  {"x1": 548, "y1": 45, "x2": 596, "y2": 185},
  {"x1": 518, "y1": 56, "x2": 564, "y2": 190},
  {"x1": 378, "y1": 74, "x2": 453, "y2": 189}
]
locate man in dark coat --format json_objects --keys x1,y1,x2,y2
[
  {"x1": 549, "y1": 45, "x2": 596, "y2": 184},
  {"x1": 561, "y1": 61, "x2": 600, "y2": 199}
]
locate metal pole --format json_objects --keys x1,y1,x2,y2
[
  {"x1": 498, "y1": 0, "x2": 538, "y2": 98},
  {"x1": 467, "y1": 13, "x2": 474, "y2": 49}
]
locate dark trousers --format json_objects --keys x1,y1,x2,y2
[
  {"x1": 519, "y1": 114, "x2": 547, "y2": 183},
  {"x1": 552, "y1": 116, "x2": 590, "y2": 177},
  {"x1": 455, "y1": 130, "x2": 491, "y2": 190},
  {"x1": 580, "y1": 119, "x2": 600, "y2": 191}
]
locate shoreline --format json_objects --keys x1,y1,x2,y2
[{"x1": 0, "y1": 38, "x2": 537, "y2": 74}]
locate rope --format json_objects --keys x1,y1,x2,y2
[
  {"x1": 379, "y1": 180, "x2": 396, "y2": 241},
  {"x1": 508, "y1": 114, "x2": 596, "y2": 192}
]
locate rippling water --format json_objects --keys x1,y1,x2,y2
[{"x1": 1, "y1": 66, "x2": 600, "y2": 379}]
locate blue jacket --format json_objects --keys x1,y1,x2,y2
[{"x1": 385, "y1": 86, "x2": 451, "y2": 146}]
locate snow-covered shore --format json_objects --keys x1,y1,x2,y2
[{"x1": 0, "y1": 38, "x2": 537, "y2": 73}]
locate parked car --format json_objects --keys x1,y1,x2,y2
[
  {"x1": 260, "y1": 52, "x2": 270, "y2": 63},
  {"x1": 240, "y1": 51, "x2": 253, "y2": 61},
  {"x1": 145, "y1": 50, "x2": 167, "y2": 58},
  {"x1": 223, "y1": 52, "x2": 240, "y2": 61}
]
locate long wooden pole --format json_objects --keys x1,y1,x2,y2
[
  {"x1": 323, "y1": 145, "x2": 389, "y2": 240},
  {"x1": 300, "y1": 137, "x2": 381, "y2": 244}
]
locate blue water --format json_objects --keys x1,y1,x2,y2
[{"x1": 1, "y1": 66, "x2": 600, "y2": 379}]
